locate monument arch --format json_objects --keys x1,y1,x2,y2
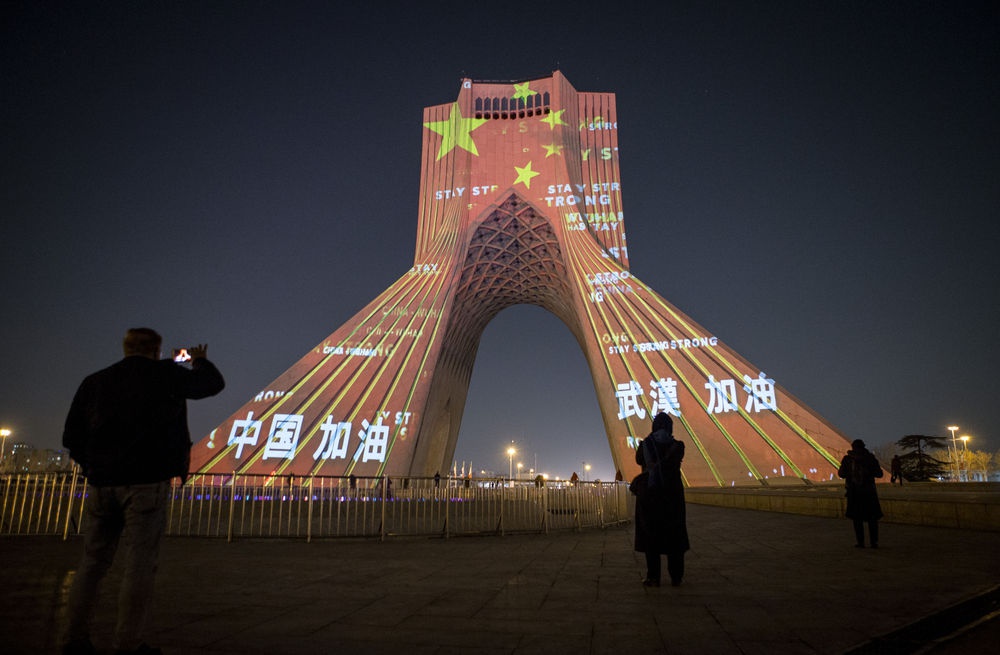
[{"x1": 192, "y1": 71, "x2": 851, "y2": 486}]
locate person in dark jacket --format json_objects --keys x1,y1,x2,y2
[
  {"x1": 634, "y1": 412, "x2": 690, "y2": 587},
  {"x1": 61, "y1": 328, "x2": 224, "y2": 655},
  {"x1": 838, "y1": 439, "x2": 884, "y2": 548},
  {"x1": 890, "y1": 454, "x2": 903, "y2": 485}
]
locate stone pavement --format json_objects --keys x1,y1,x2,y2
[{"x1": 2, "y1": 503, "x2": 998, "y2": 654}]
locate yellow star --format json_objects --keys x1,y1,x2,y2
[
  {"x1": 423, "y1": 102, "x2": 487, "y2": 161},
  {"x1": 513, "y1": 161, "x2": 541, "y2": 189},
  {"x1": 511, "y1": 82, "x2": 537, "y2": 102},
  {"x1": 541, "y1": 108, "x2": 568, "y2": 130},
  {"x1": 542, "y1": 143, "x2": 563, "y2": 158}
]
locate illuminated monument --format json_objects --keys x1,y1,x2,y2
[{"x1": 192, "y1": 71, "x2": 851, "y2": 486}]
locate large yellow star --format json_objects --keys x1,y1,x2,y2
[
  {"x1": 542, "y1": 143, "x2": 563, "y2": 158},
  {"x1": 423, "y1": 102, "x2": 487, "y2": 161},
  {"x1": 513, "y1": 161, "x2": 541, "y2": 189},
  {"x1": 541, "y1": 108, "x2": 568, "y2": 130},
  {"x1": 511, "y1": 82, "x2": 537, "y2": 101}
]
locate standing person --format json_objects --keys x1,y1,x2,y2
[
  {"x1": 890, "y1": 454, "x2": 903, "y2": 485},
  {"x1": 634, "y1": 412, "x2": 689, "y2": 587},
  {"x1": 838, "y1": 439, "x2": 884, "y2": 548},
  {"x1": 61, "y1": 328, "x2": 225, "y2": 654}
]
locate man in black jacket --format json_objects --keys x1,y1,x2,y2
[{"x1": 62, "y1": 328, "x2": 224, "y2": 655}]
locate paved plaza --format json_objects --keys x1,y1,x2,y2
[{"x1": 2, "y1": 503, "x2": 998, "y2": 654}]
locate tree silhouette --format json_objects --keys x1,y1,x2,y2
[{"x1": 895, "y1": 434, "x2": 949, "y2": 481}]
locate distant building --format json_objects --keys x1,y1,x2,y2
[{"x1": 1, "y1": 442, "x2": 74, "y2": 473}]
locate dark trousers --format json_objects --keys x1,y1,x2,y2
[
  {"x1": 64, "y1": 481, "x2": 170, "y2": 650},
  {"x1": 645, "y1": 550, "x2": 685, "y2": 584},
  {"x1": 853, "y1": 519, "x2": 879, "y2": 547}
]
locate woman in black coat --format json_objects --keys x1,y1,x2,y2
[
  {"x1": 838, "y1": 438, "x2": 884, "y2": 548},
  {"x1": 634, "y1": 412, "x2": 690, "y2": 587}
]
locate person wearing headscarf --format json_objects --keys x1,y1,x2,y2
[
  {"x1": 838, "y1": 439, "x2": 884, "y2": 548},
  {"x1": 634, "y1": 412, "x2": 690, "y2": 587}
]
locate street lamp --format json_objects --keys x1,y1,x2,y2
[
  {"x1": 506, "y1": 445, "x2": 516, "y2": 481},
  {"x1": 947, "y1": 426, "x2": 960, "y2": 481},
  {"x1": 517, "y1": 462, "x2": 523, "y2": 481},
  {"x1": 584, "y1": 463, "x2": 592, "y2": 481}
]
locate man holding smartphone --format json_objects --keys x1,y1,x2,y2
[{"x1": 61, "y1": 328, "x2": 225, "y2": 655}]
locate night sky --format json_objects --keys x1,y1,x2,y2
[{"x1": 3, "y1": 1, "x2": 997, "y2": 482}]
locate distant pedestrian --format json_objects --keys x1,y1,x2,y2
[
  {"x1": 634, "y1": 412, "x2": 690, "y2": 587},
  {"x1": 838, "y1": 439, "x2": 884, "y2": 548},
  {"x1": 61, "y1": 328, "x2": 225, "y2": 654},
  {"x1": 890, "y1": 455, "x2": 903, "y2": 485},
  {"x1": 375, "y1": 476, "x2": 393, "y2": 498}
]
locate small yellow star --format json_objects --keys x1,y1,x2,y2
[
  {"x1": 541, "y1": 108, "x2": 568, "y2": 130},
  {"x1": 423, "y1": 102, "x2": 488, "y2": 161},
  {"x1": 542, "y1": 143, "x2": 563, "y2": 158},
  {"x1": 511, "y1": 82, "x2": 537, "y2": 102},
  {"x1": 513, "y1": 161, "x2": 541, "y2": 189}
]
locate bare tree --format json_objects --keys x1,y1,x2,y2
[
  {"x1": 872, "y1": 442, "x2": 899, "y2": 468},
  {"x1": 965, "y1": 450, "x2": 993, "y2": 482}
]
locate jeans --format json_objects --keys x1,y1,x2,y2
[{"x1": 64, "y1": 481, "x2": 170, "y2": 650}]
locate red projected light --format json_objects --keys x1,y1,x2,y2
[{"x1": 191, "y1": 72, "x2": 851, "y2": 487}]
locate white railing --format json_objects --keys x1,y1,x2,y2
[{"x1": 1, "y1": 471, "x2": 633, "y2": 541}]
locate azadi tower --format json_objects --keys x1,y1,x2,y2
[{"x1": 191, "y1": 71, "x2": 851, "y2": 487}]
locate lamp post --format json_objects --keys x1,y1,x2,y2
[
  {"x1": 584, "y1": 463, "x2": 592, "y2": 481},
  {"x1": 506, "y1": 445, "x2": 516, "y2": 482},
  {"x1": 947, "y1": 425, "x2": 960, "y2": 481},
  {"x1": 960, "y1": 435, "x2": 970, "y2": 482},
  {"x1": 517, "y1": 462, "x2": 523, "y2": 481}
]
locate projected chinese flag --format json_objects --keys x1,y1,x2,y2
[{"x1": 191, "y1": 72, "x2": 852, "y2": 486}]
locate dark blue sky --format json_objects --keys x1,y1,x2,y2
[{"x1": 3, "y1": 1, "x2": 997, "y2": 481}]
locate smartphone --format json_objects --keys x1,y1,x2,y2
[{"x1": 172, "y1": 348, "x2": 192, "y2": 363}]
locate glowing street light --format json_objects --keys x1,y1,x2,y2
[
  {"x1": 584, "y1": 463, "x2": 592, "y2": 481},
  {"x1": 517, "y1": 462, "x2": 523, "y2": 480},
  {"x1": 506, "y1": 445, "x2": 516, "y2": 481},
  {"x1": 0, "y1": 428, "x2": 10, "y2": 464}
]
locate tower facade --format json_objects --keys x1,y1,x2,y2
[{"x1": 191, "y1": 72, "x2": 851, "y2": 486}]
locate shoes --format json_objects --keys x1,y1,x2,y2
[
  {"x1": 62, "y1": 638, "x2": 96, "y2": 655},
  {"x1": 642, "y1": 578, "x2": 660, "y2": 587},
  {"x1": 115, "y1": 644, "x2": 162, "y2": 655}
]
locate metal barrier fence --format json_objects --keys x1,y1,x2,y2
[{"x1": 1, "y1": 471, "x2": 633, "y2": 541}]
